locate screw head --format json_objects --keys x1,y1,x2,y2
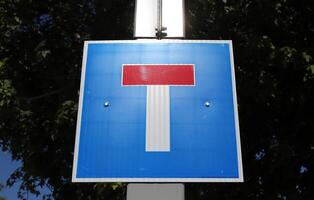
[
  {"x1": 104, "y1": 101, "x2": 110, "y2": 107},
  {"x1": 204, "y1": 101, "x2": 211, "y2": 107}
]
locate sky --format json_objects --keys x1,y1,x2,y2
[{"x1": 0, "y1": 150, "x2": 51, "y2": 200}]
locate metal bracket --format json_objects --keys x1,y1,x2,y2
[
  {"x1": 155, "y1": 27, "x2": 167, "y2": 40},
  {"x1": 155, "y1": 0, "x2": 167, "y2": 39}
]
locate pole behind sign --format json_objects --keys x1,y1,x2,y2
[{"x1": 130, "y1": 1, "x2": 186, "y2": 199}]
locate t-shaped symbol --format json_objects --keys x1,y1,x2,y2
[{"x1": 122, "y1": 64, "x2": 195, "y2": 152}]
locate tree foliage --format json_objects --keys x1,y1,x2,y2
[
  {"x1": 0, "y1": 0, "x2": 313, "y2": 199},
  {"x1": 185, "y1": 0, "x2": 314, "y2": 199}
]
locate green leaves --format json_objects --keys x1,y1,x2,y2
[
  {"x1": 279, "y1": 46, "x2": 297, "y2": 60},
  {"x1": 302, "y1": 52, "x2": 312, "y2": 63},
  {"x1": 309, "y1": 65, "x2": 314, "y2": 74},
  {"x1": 0, "y1": 79, "x2": 15, "y2": 107},
  {"x1": 55, "y1": 100, "x2": 77, "y2": 127}
]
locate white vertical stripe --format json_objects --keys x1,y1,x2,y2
[
  {"x1": 154, "y1": 86, "x2": 159, "y2": 150},
  {"x1": 164, "y1": 86, "x2": 170, "y2": 150},
  {"x1": 146, "y1": 85, "x2": 170, "y2": 152}
]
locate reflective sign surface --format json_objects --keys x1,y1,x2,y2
[{"x1": 72, "y1": 40, "x2": 243, "y2": 182}]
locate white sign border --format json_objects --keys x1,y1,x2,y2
[{"x1": 72, "y1": 40, "x2": 244, "y2": 183}]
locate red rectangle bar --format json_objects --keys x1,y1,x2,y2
[{"x1": 122, "y1": 64, "x2": 195, "y2": 85}]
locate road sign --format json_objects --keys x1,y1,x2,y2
[{"x1": 72, "y1": 40, "x2": 243, "y2": 182}]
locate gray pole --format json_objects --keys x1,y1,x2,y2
[
  {"x1": 128, "y1": 1, "x2": 185, "y2": 199},
  {"x1": 155, "y1": 0, "x2": 167, "y2": 39},
  {"x1": 157, "y1": 0, "x2": 162, "y2": 31},
  {"x1": 134, "y1": 0, "x2": 183, "y2": 38},
  {"x1": 127, "y1": 184, "x2": 184, "y2": 200}
]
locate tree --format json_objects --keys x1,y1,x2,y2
[
  {"x1": 0, "y1": 0, "x2": 132, "y2": 199},
  {"x1": 185, "y1": 0, "x2": 314, "y2": 199},
  {"x1": 0, "y1": 0, "x2": 313, "y2": 199}
]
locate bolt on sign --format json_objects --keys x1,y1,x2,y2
[{"x1": 72, "y1": 40, "x2": 243, "y2": 182}]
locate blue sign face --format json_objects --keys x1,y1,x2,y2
[{"x1": 72, "y1": 40, "x2": 243, "y2": 182}]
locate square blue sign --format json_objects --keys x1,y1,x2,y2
[{"x1": 72, "y1": 40, "x2": 243, "y2": 182}]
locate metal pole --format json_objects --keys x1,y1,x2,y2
[
  {"x1": 155, "y1": 0, "x2": 167, "y2": 39},
  {"x1": 127, "y1": 184, "x2": 184, "y2": 200},
  {"x1": 157, "y1": 0, "x2": 162, "y2": 31},
  {"x1": 128, "y1": 1, "x2": 185, "y2": 199},
  {"x1": 134, "y1": 0, "x2": 183, "y2": 38}
]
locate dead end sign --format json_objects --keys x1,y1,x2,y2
[{"x1": 72, "y1": 40, "x2": 243, "y2": 182}]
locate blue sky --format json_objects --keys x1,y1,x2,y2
[{"x1": 0, "y1": 150, "x2": 52, "y2": 200}]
